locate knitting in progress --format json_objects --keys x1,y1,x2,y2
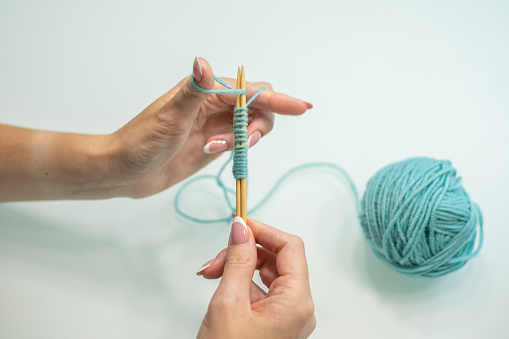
[
  {"x1": 190, "y1": 75, "x2": 265, "y2": 179},
  {"x1": 183, "y1": 75, "x2": 483, "y2": 278}
]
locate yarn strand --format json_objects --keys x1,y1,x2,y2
[
  {"x1": 190, "y1": 75, "x2": 265, "y2": 179},
  {"x1": 174, "y1": 153, "x2": 360, "y2": 224},
  {"x1": 186, "y1": 76, "x2": 483, "y2": 278}
]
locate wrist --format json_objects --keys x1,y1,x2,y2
[{"x1": 88, "y1": 133, "x2": 132, "y2": 199}]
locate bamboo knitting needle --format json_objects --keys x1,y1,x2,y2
[
  {"x1": 240, "y1": 66, "x2": 247, "y2": 222},
  {"x1": 235, "y1": 67, "x2": 242, "y2": 219}
]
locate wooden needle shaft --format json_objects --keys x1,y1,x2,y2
[
  {"x1": 235, "y1": 67, "x2": 242, "y2": 219},
  {"x1": 235, "y1": 66, "x2": 248, "y2": 222},
  {"x1": 240, "y1": 66, "x2": 247, "y2": 222}
]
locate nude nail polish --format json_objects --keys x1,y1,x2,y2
[
  {"x1": 203, "y1": 140, "x2": 228, "y2": 154},
  {"x1": 248, "y1": 130, "x2": 262, "y2": 148},
  {"x1": 193, "y1": 56, "x2": 203, "y2": 82},
  {"x1": 196, "y1": 259, "x2": 214, "y2": 275},
  {"x1": 230, "y1": 216, "x2": 248, "y2": 245},
  {"x1": 302, "y1": 100, "x2": 313, "y2": 109}
]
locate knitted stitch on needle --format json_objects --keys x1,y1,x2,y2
[{"x1": 190, "y1": 75, "x2": 265, "y2": 179}]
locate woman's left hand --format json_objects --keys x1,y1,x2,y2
[
  {"x1": 109, "y1": 57, "x2": 312, "y2": 198},
  {"x1": 0, "y1": 57, "x2": 310, "y2": 202}
]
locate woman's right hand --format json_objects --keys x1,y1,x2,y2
[{"x1": 196, "y1": 217, "x2": 316, "y2": 339}]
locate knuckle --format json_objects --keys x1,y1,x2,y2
[
  {"x1": 209, "y1": 292, "x2": 240, "y2": 311},
  {"x1": 156, "y1": 111, "x2": 188, "y2": 136},
  {"x1": 308, "y1": 315, "x2": 317, "y2": 335},
  {"x1": 208, "y1": 297, "x2": 230, "y2": 315},
  {"x1": 260, "y1": 81, "x2": 273, "y2": 91},
  {"x1": 177, "y1": 83, "x2": 199, "y2": 104},
  {"x1": 266, "y1": 303, "x2": 285, "y2": 323},
  {"x1": 296, "y1": 298, "x2": 315, "y2": 323},
  {"x1": 225, "y1": 253, "x2": 253, "y2": 268},
  {"x1": 306, "y1": 300, "x2": 315, "y2": 318},
  {"x1": 266, "y1": 117, "x2": 274, "y2": 133},
  {"x1": 291, "y1": 235, "x2": 305, "y2": 249},
  {"x1": 258, "y1": 112, "x2": 275, "y2": 133}
]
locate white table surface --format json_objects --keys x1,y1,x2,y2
[{"x1": 1, "y1": 1, "x2": 508, "y2": 338}]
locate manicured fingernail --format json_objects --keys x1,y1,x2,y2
[
  {"x1": 196, "y1": 259, "x2": 214, "y2": 275},
  {"x1": 302, "y1": 100, "x2": 313, "y2": 109},
  {"x1": 230, "y1": 216, "x2": 248, "y2": 245},
  {"x1": 203, "y1": 140, "x2": 228, "y2": 154},
  {"x1": 193, "y1": 56, "x2": 203, "y2": 82},
  {"x1": 248, "y1": 130, "x2": 262, "y2": 148}
]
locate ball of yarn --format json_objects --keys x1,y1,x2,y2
[{"x1": 359, "y1": 158, "x2": 483, "y2": 277}]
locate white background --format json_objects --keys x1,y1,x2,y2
[{"x1": 1, "y1": 0, "x2": 508, "y2": 338}]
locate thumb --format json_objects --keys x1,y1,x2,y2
[
  {"x1": 166, "y1": 56, "x2": 215, "y2": 118},
  {"x1": 214, "y1": 216, "x2": 257, "y2": 303}
]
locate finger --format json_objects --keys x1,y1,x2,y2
[
  {"x1": 249, "y1": 89, "x2": 311, "y2": 115},
  {"x1": 162, "y1": 57, "x2": 215, "y2": 119},
  {"x1": 215, "y1": 80, "x2": 311, "y2": 116},
  {"x1": 256, "y1": 246, "x2": 279, "y2": 288},
  {"x1": 199, "y1": 246, "x2": 278, "y2": 288},
  {"x1": 214, "y1": 217, "x2": 257, "y2": 304},
  {"x1": 244, "y1": 109, "x2": 274, "y2": 148},
  {"x1": 250, "y1": 281, "x2": 267, "y2": 304},
  {"x1": 305, "y1": 315, "x2": 317, "y2": 338},
  {"x1": 203, "y1": 109, "x2": 274, "y2": 154},
  {"x1": 247, "y1": 217, "x2": 309, "y2": 279},
  {"x1": 196, "y1": 248, "x2": 227, "y2": 279},
  {"x1": 198, "y1": 244, "x2": 270, "y2": 303}
]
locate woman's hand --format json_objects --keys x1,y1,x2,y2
[
  {"x1": 109, "y1": 57, "x2": 312, "y2": 198},
  {"x1": 196, "y1": 217, "x2": 316, "y2": 339},
  {"x1": 0, "y1": 57, "x2": 311, "y2": 201}
]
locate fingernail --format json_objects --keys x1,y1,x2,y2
[
  {"x1": 203, "y1": 140, "x2": 228, "y2": 154},
  {"x1": 302, "y1": 100, "x2": 313, "y2": 109},
  {"x1": 230, "y1": 216, "x2": 248, "y2": 245},
  {"x1": 196, "y1": 259, "x2": 214, "y2": 275},
  {"x1": 193, "y1": 56, "x2": 203, "y2": 82},
  {"x1": 248, "y1": 130, "x2": 262, "y2": 148}
]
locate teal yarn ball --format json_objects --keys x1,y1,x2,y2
[{"x1": 359, "y1": 158, "x2": 483, "y2": 277}]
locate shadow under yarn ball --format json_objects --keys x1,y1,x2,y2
[{"x1": 359, "y1": 158, "x2": 483, "y2": 277}]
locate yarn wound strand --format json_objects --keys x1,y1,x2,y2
[
  {"x1": 190, "y1": 75, "x2": 265, "y2": 179},
  {"x1": 359, "y1": 157, "x2": 483, "y2": 277}
]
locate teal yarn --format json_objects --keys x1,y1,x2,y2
[
  {"x1": 359, "y1": 158, "x2": 483, "y2": 277},
  {"x1": 190, "y1": 75, "x2": 265, "y2": 179},
  {"x1": 174, "y1": 152, "x2": 359, "y2": 224},
  {"x1": 190, "y1": 75, "x2": 247, "y2": 95},
  {"x1": 175, "y1": 155, "x2": 483, "y2": 277},
  {"x1": 232, "y1": 105, "x2": 248, "y2": 179},
  {"x1": 187, "y1": 75, "x2": 483, "y2": 277}
]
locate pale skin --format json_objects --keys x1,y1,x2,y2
[
  {"x1": 0, "y1": 57, "x2": 315, "y2": 337},
  {"x1": 197, "y1": 216, "x2": 316, "y2": 339},
  {"x1": 0, "y1": 57, "x2": 311, "y2": 201}
]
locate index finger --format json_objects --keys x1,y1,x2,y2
[
  {"x1": 247, "y1": 217, "x2": 309, "y2": 278},
  {"x1": 216, "y1": 78, "x2": 311, "y2": 116}
]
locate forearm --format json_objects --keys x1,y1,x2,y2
[{"x1": 0, "y1": 124, "x2": 126, "y2": 201}]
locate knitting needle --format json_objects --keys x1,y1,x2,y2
[
  {"x1": 240, "y1": 66, "x2": 247, "y2": 222},
  {"x1": 235, "y1": 67, "x2": 242, "y2": 218}
]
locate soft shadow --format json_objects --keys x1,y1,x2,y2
[
  {"x1": 353, "y1": 235, "x2": 484, "y2": 306},
  {"x1": 0, "y1": 204, "x2": 132, "y2": 285},
  {"x1": 0, "y1": 203, "x2": 221, "y2": 333}
]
